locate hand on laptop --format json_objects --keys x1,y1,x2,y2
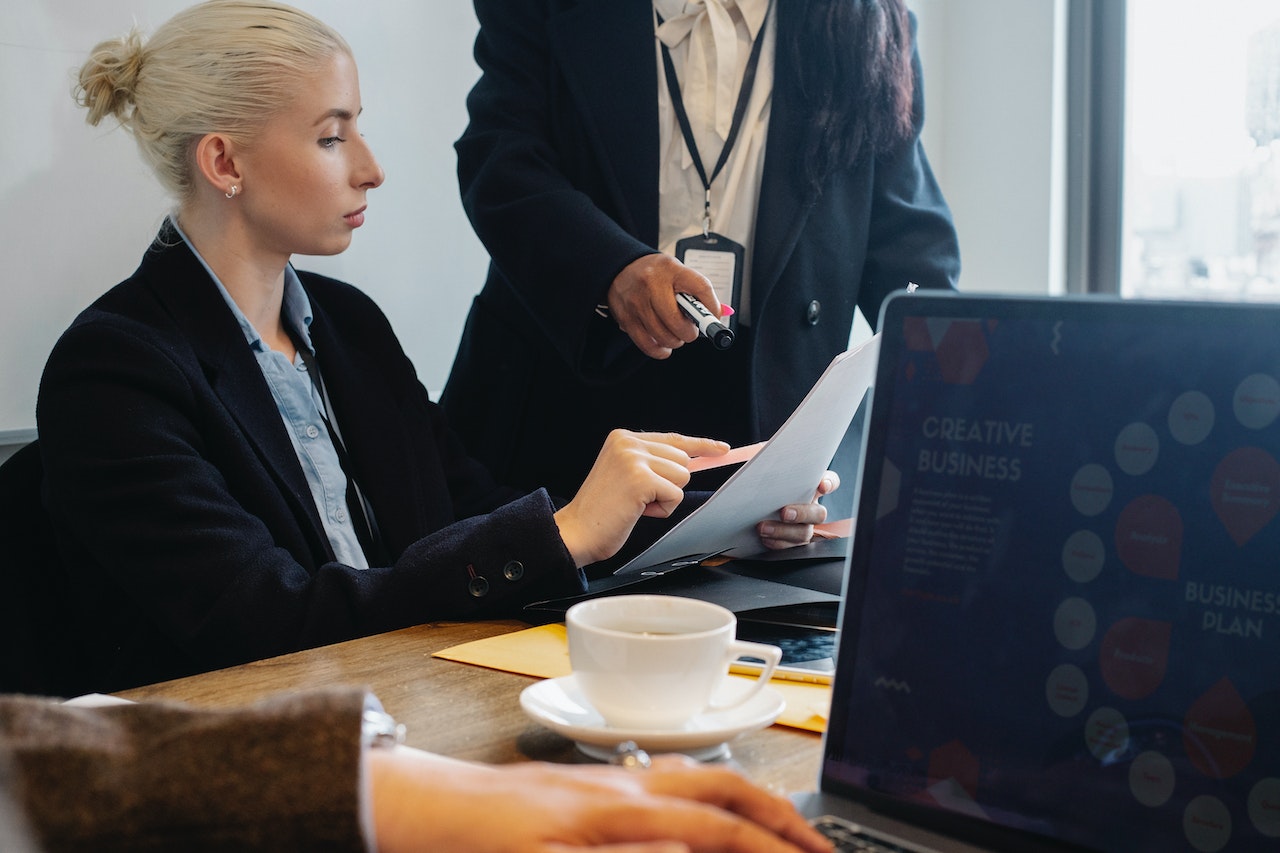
[
  {"x1": 370, "y1": 748, "x2": 834, "y2": 853},
  {"x1": 756, "y1": 471, "x2": 839, "y2": 550}
]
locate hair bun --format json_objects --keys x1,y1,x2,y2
[{"x1": 75, "y1": 30, "x2": 145, "y2": 127}]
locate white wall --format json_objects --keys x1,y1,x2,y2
[
  {"x1": 0, "y1": 1, "x2": 488, "y2": 434},
  {"x1": 910, "y1": 0, "x2": 1066, "y2": 296}
]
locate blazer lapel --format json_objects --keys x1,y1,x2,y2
[
  {"x1": 304, "y1": 303, "x2": 425, "y2": 555},
  {"x1": 139, "y1": 235, "x2": 332, "y2": 558},
  {"x1": 750, "y1": 3, "x2": 820, "y2": 314},
  {"x1": 550, "y1": 0, "x2": 660, "y2": 243}
]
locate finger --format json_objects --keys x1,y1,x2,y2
[
  {"x1": 779, "y1": 503, "x2": 828, "y2": 526},
  {"x1": 612, "y1": 291, "x2": 682, "y2": 358},
  {"x1": 587, "y1": 800, "x2": 828, "y2": 853},
  {"x1": 641, "y1": 479, "x2": 685, "y2": 518},
  {"x1": 672, "y1": 267, "x2": 723, "y2": 321},
  {"x1": 636, "y1": 433, "x2": 731, "y2": 461},
  {"x1": 628, "y1": 767, "x2": 834, "y2": 853},
  {"x1": 655, "y1": 299, "x2": 701, "y2": 347},
  {"x1": 601, "y1": 432, "x2": 698, "y2": 489},
  {"x1": 635, "y1": 294, "x2": 694, "y2": 351},
  {"x1": 816, "y1": 471, "x2": 840, "y2": 497},
  {"x1": 758, "y1": 522, "x2": 815, "y2": 549},
  {"x1": 620, "y1": 321, "x2": 676, "y2": 360},
  {"x1": 632, "y1": 332, "x2": 674, "y2": 360},
  {"x1": 544, "y1": 845, "x2": 690, "y2": 853}
]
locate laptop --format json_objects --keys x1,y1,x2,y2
[{"x1": 793, "y1": 291, "x2": 1280, "y2": 852}]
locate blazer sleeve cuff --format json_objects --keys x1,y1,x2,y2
[{"x1": 1, "y1": 687, "x2": 371, "y2": 851}]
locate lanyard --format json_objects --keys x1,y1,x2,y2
[{"x1": 657, "y1": 3, "x2": 770, "y2": 237}]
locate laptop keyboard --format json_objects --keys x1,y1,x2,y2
[{"x1": 811, "y1": 816, "x2": 921, "y2": 853}]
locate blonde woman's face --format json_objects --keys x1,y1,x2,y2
[{"x1": 234, "y1": 51, "x2": 384, "y2": 259}]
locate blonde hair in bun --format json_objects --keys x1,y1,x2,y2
[
  {"x1": 75, "y1": 29, "x2": 146, "y2": 128},
  {"x1": 73, "y1": 0, "x2": 350, "y2": 201}
]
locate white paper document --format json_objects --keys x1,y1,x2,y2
[{"x1": 615, "y1": 335, "x2": 881, "y2": 574}]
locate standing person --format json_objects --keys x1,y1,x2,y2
[
  {"x1": 37, "y1": 0, "x2": 832, "y2": 693},
  {"x1": 443, "y1": 0, "x2": 961, "y2": 499}
]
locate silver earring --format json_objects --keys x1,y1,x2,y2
[{"x1": 225, "y1": 185, "x2": 239, "y2": 199}]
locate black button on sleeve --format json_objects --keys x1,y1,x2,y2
[
  {"x1": 468, "y1": 576, "x2": 490, "y2": 598},
  {"x1": 502, "y1": 560, "x2": 525, "y2": 581}
]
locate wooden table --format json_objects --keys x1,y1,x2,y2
[{"x1": 119, "y1": 620, "x2": 824, "y2": 794}]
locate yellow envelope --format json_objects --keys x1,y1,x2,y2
[{"x1": 433, "y1": 623, "x2": 830, "y2": 733}]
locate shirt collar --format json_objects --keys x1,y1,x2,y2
[
  {"x1": 168, "y1": 215, "x2": 315, "y2": 355},
  {"x1": 654, "y1": 0, "x2": 768, "y2": 39}
]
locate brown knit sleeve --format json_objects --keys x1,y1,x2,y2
[{"x1": 0, "y1": 687, "x2": 372, "y2": 852}]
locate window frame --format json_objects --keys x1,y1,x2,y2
[{"x1": 1065, "y1": 0, "x2": 1127, "y2": 294}]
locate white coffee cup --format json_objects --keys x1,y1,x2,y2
[{"x1": 566, "y1": 594, "x2": 782, "y2": 730}]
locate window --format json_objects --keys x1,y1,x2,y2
[{"x1": 1121, "y1": 0, "x2": 1280, "y2": 300}]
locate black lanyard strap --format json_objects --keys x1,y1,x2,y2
[
  {"x1": 295, "y1": 343, "x2": 387, "y2": 565},
  {"x1": 657, "y1": 3, "x2": 770, "y2": 234}
]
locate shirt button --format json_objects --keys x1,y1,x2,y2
[
  {"x1": 305, "y1": 424, "x2": 320, "y2": 439},
  {"x1": 336, "y1": 508, "x2": 347, "y2": 522},
  {"x1": 805, "y1": 299, "x2": 822, "y2": 326},
  {"x1": 468, "y1": 576, "x2": 490, "y2": 598},
  {"x1": 502, "y1": 560, "x2": 525, "y2": 581}
]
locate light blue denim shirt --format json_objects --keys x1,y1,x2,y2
[{"x1": 171, "y1": 220, "x2": 369, "y2": 569}]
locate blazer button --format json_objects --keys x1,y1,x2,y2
[
  {"x1": 805, "y1": 299, "x2": 822, "y2": 326},
  {"x1": 468, "y1": 576, "x2": 490, "y2": 598},
  {"x1": 502, "y1": 560, "x2": 525, "y2": 581}
]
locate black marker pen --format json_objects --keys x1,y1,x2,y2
[{"x1": 675, "y1": 292, "x2": 735, "y2": 350}]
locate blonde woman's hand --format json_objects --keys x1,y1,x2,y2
[{"x1": 554, "y1": 430, "x2": 728, "y2": 567}]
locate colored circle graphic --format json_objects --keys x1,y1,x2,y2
[
  {"x1": 1248, "y1": 778, "x2": 1280, "y2": 837},
  {"x1": 1115, "y1": 422, "x2": 1159, "y2": 476},
  {"x1": 1168, "y1": 390, "x2": 1214, "y2": 446},
  {"x1": 1099, "y1": 617, "x2": 1171, "y2": 700},
  {"x1": 1183, "y1": 795, "x2": 1232, "y2": 852},
  {"x1": 1084, "y1": 707, "x2": 1129, "y2": 761},
  {"x1": 1062, "y1": 530, "x2": 1105, "y2": 583},
  {"x1": 1053, "y1": 597, "x2": 1097, "y2": 650},
  {"x1": 1114, "y1": 494, "x2": 1182, "y2": 581},
  {"x1": 1045, "y1": 663, "x2": 1089, "y2": 718},
  {"x1": 1234, "y1": 374, "x2": 1280, "y2": 430},
  {"x1": 1070, "y1": 464, "x2": 1114, "y2": 517},
  {"x1": 1129, "y1": 751, "x2": 1176, "y2": 808}
]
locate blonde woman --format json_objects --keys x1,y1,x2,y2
[{"x1": 37, "y1": 0, "x2": 832, "y2": 693}]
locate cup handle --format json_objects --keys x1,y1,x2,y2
[{"x1": 708, "y1": 640, "x2": 782, "y2": 712}]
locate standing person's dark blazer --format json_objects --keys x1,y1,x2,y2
[
  {"x1": 443, "y1": 0, "x2": 962, "y2": 499},
  {"x1": 36, "y1": 227, "x2": 585, "y2": 692}
]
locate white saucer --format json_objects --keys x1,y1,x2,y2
[{"x1": 519, "y1": 674, "x2": 785, "y2": 761}]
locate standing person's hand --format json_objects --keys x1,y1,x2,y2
[
  {"x1": 369, "y1": 749, "x2": 835, "y2": 853},
  {"x1": 608, "y1": 253, "x2": 727, "y2": 359},
  {"x1": 757, "y1": 472, "x2": 840, "y2": 550},
  {"x1": 554, "y1": 430, "x2": 729, "y2": 567}
]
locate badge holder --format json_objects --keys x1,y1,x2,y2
[
  {"x1": 675, "y1": 232, "x2": 744, "y2": 332},
  {"x1": 658, "y1": 3, "x2": 768, "y2": 338}
]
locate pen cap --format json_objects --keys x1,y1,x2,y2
[{"x1": 709, "y1": 325, "x2": 735, "y2": 349}]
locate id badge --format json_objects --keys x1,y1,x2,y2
[{"x1": 675, "y1": 233, "x2": 744, "y2": 330}]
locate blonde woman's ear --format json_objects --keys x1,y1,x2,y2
[{"x1": 193, "y1": 132, "x2": 243, "y2": 200}]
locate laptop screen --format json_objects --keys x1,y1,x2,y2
[{"x1": 823, "y1": 293, "x2": 1280, "y2": 852}]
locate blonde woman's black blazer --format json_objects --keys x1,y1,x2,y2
[{"x1": 36, "y1": 227, "x2": 584, "y2": 691}]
